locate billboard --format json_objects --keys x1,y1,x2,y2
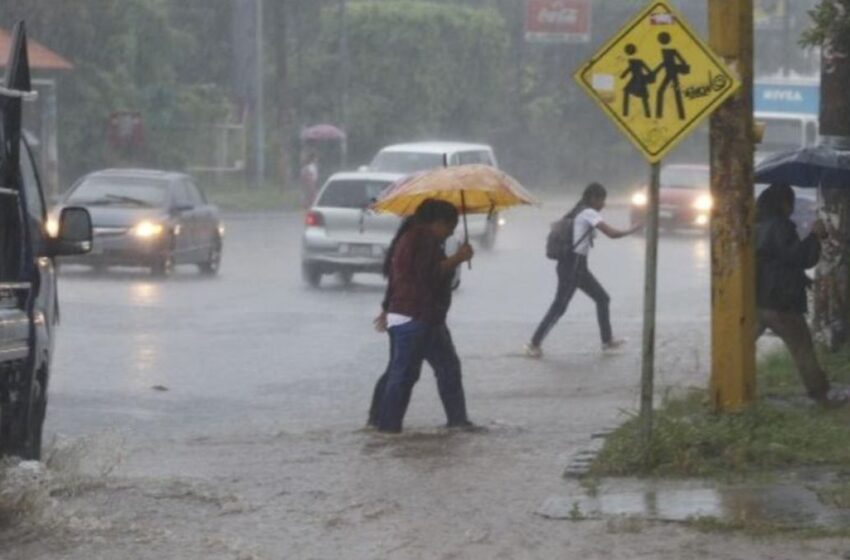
[{"x1": 525, "y1": 0, "x2": 591, "y2": 44}]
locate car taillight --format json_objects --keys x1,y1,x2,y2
[{"x1": 305, "y1": 211, "x2": 324, "y2": 228}]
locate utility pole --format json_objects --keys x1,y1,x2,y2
[
  {"x1": 338, "y1": 0, "x2": 350, "y2": 167},
  {"x1": 254, "y1": 0, "x2": 266, "y2": 188},
  {"x1": 708, "y1": 0, "x2": 757, "y2": 412}
]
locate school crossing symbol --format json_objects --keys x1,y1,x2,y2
[{"x1": 574, "y1": 0, "x2": 740, "y2": 163}]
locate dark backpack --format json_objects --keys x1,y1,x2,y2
[{"x1": 545, "y1": 205, "x2": 592, "y2": 260}]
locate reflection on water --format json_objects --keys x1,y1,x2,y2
[
  {"x1": 131, "y1": 333, "x2": 163, "y2": 390},
  {"x1": 539, "y1": 479, "x2": 850, "y2": 528},
  {"x1": 693, "y1": 238, "x2": 709, "y2": 270},
  {"x1": 129, "y1": 282, "x2": 162, "y2": 307}
]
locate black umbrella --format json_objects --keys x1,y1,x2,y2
[{"x1": 755, "y1": 146, "x2": 850, "y2": 189}]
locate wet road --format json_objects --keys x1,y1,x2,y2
[
  {"x1": 48, "y1": 202, "x2": 711, "y2": 442},
  {"x1": 20, "y1": 200, "x2": 828, "y2": 560}
]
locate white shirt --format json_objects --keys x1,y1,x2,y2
[{"x1": 572, "y1": 208, "x2": 603, "y2": 256}]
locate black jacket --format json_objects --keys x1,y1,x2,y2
[{"x1": 756, "y1": 215, "x2": 820, "y2": 313}]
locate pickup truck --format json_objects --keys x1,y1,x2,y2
[{"x1": 0, "y1": 23, "x2": 92, "y2": 460}]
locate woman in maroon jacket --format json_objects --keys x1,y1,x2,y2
[{"x1": 376, "y1": 199, "x2": 474, "y2": 433}]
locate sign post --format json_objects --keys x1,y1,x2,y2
[{"x1": 574, "y1": 0, "x2": 741, "y2": 449}]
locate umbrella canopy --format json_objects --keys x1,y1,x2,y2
[
  {"x1": 300, "y1": 124, "x2": 346, "y2": 142},
  {"x1": 755, "y1": 146, "x2": 850, "y2": 189},
  {"x1": 372, "y1": 164, "x2": 538, "y2": 217}
]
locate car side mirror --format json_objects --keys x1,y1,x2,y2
[{"x1": 49, "y1": 207, "x2": 92, "y2": 257}]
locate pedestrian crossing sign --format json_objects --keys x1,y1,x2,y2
[{"x1": 574, "y1": 0, "x2": 740, "y2": 163}]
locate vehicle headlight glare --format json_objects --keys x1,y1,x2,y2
[
  {"x1": 693, "y1": 194, "x2": 713, "y2": 212},
  {"x1": 46, "y1": 217, "x2": 59, "y2": 238},
  {"x1": 133, "y1": 221, "x2": 164, "y2": 238},
  {"x1": 631, "y1": 192, "x2": 648, "y2": 207}
]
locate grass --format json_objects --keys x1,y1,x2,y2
[{"x1": 590, "y1": 345, "x2": 850, "y2": 479}]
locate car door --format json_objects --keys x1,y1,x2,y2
[
  {"x1": 185, "y1": 179, "x2": 217, "y2": 257},
  {"x1": 0, "y1": 173, "x2": 30, "y2": 363},
  {"x1": 170, "y1": 181, "x2": 197, "y2": 262}
]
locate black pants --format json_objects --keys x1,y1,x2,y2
[{"x1": 531, "y1": 255, "x2": 612, "y2": 347}]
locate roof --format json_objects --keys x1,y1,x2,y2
[
  {"x1": 85, "y1": 168, "x2": 189, "y2": 182},
  {"x1": 325, "y1": 171, "x2": 406, "y2": 183},
  {"x1": 377, "y1": 142, "x2": 493, "y2": 154},
  {"x1": 0, "y1": 28, "x2": 72, "y2": 71}
]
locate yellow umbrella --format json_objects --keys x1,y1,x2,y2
[{"x1": 372, "y1": 164, "x2": 538, "y2": 241}]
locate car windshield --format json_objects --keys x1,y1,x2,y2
[
  {"x1": 318, "y1": 179, "x2": 393, "y2": 209},
  {"x1": 68, "y1": 176, "x2": 169, "y2": 208},
  {"x1": 759, "y1": 118, "x2": 804, "y2": 154},
  {"x1": 370, "y1": 151, "x2": 444, "y2": 174},
  {"x1": 661, "y1": 167, "x2": 709, "y2": 189}
]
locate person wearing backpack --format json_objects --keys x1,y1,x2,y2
[{"x1": 525, "y1": 182, "x2": 641, "y2": 358}]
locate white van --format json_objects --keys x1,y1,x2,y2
[{"x1": 368, "y1": 142, "x2": 502, "y2": 249}]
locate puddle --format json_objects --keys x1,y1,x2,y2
[{"x1": 538, "y1": 477, "x2": 850, "y2": 529}]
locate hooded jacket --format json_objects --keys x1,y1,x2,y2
[{"x1": 756, "y1": 215, "x2": 820, "y2": 314}]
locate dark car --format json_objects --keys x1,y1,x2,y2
[
  {"x1": 629, "y1": 164, "x2": 714, "y2": 232},
  {"x1": 53, "y1": 169, "x2": 224, "y2": 276},
  {"x1": 0, "y1": 22, "x2": 93, "y2": 459}
]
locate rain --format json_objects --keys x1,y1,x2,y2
[{"x1": 0, "y1": 2, "x2": 847, "y2": 559}]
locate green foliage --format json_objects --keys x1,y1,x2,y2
[
  {"x1": 801, "y1": 0, "x2": 850, "y2": 50},
  {"x1": 591, "y1": 390, "x2": 850, "y2": 478}
]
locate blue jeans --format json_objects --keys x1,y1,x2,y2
[{"x1": 377, "y1": 321, "x2": 469, "y2": 433}]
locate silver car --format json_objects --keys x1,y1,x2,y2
[{"x1": 301, "y1": 171, "x2": 463, "y2": 288}]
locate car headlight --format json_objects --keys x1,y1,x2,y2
[
  {"x1": 693, "y1": 194, "x2": 713, "y2": 212},
  {"x1": 631, "y1": 192, "x2": 648, "y2": 207},
  {"x1": 133, "y1": 221, "x2": 164, "y2": 238},
  {"x1": 46, "y1": 216, "x2": 60, "y2": 238}
]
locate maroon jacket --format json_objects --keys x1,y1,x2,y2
[{"x1": 387, "y1": 225, "x2": 454, "y2": 325}]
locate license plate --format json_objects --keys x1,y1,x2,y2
[{"x1": 349, "y1": 244, "x2": 372, "y2": 257}]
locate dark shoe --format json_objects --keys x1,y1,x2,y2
[{"x1": 447, "y1": 421, "x2": 488, "y2": 433}]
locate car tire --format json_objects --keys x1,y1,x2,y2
[
  {"x1": 4, "y1": 364, "x2": 47, "y2": 461},
  {"x1": 152, "y1": 252, "x2": 175, "y2": 278},
  {"x1": 338, "y1": 271, "x2": 354, "y2": 286},
  {"x1": 199, "y1": 236, "x2": 222, "y2": 276},
  {"x1": 303, "y1": 262, "x2": 322, "y2": 288}
]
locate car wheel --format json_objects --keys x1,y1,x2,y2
[
  {"x1": 479, "y1": 216, "x2": 499, "y2": 251},
  {"x1": 303, "y1": 262, "x2": 322, "y2": 288},
  {"x1": 152, "y1": 251, "x2": 175, "y2": 277},
  {"x1": 199, "y1": 237, "x2": 222, "y2": 276},
  {"x1": 4, "y1": 365, "x2": 47, "y2": 461},
  {"x1": 338, "y1": 271, "x2": 354, "y2": 286}
]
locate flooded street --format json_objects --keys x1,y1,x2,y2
[{"x1": 2, "y1": 201, "x2": 843, "y2": 559}]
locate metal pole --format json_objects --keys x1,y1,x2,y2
[
  {"x1": 255, "y1": 0, "x2": 266, "y2": 188},
  {"x1": 708, "y1": 0, "x2": 757, "y2": 412},
  {"x1": 640, "y1": 161, "x2": 661, "y2": 452},
  {"x1": 339, "y1": 0, "x2": 350, "y2": 167}
]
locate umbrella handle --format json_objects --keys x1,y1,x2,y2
[{"x1": 461, "y1": 190, "x2": 471, "y2": 270}]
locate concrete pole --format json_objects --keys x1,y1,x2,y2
[
  {"x1": 255, "y1": 0, "x2": 266, "y2": 188},
  {"x1": 339, "y1": 0, "x2": 350, "y2": 168},
  {"x1": 708, "y1": 0, "x2": 757, "y2": 412}
]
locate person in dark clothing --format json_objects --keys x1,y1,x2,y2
[
  {"x1": 755, "y1": 183, "x2": 845, "y2": 406},
  {"x1": 525, "y1": 183, "x2": 641, "y2": 358},
  {"x1": 375, "y1": 199, "x2": 474, "y2": 433}
]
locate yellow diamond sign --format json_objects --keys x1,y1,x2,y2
[{"x1": 574, "y1": 0, "x2": 740, "y2": 163}]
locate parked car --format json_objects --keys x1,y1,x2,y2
[
  {"x1": 0, "y1": 22, "x2": 93, "y2": 460},
  {"x1": 301, "y1": 171, "x2": 463, "y2": 289},
  {"x1": 51, "y1": 169, "x2": 224, "y2": 276},
  {"x1": 630, "y1": 164, "x2": 713, "y2": 231},
  {"x1": 367, "y1": 142, "x2": 503, "y2": 249}
]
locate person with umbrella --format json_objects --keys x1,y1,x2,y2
[
  {"x1": 375, "y1": 199, "x2": 475, "y2": 433},
  {"x1": 755, "y1": 183, "x2": 846, "y2": 407}
]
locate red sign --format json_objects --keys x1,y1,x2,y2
[{"x1": 525, "y1": 0, "x2": 591, "y2": 44}]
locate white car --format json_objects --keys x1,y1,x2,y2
[
  {"x1": 301, "y1": 171, "x2": 462, "y2": 288},
  {"x1": 368, "y1": 142, "x2": 503, "y2": 249}
]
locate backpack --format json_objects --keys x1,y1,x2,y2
[{"x1": 545, "y1": 205, "x2": 592, "y2": 260}]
